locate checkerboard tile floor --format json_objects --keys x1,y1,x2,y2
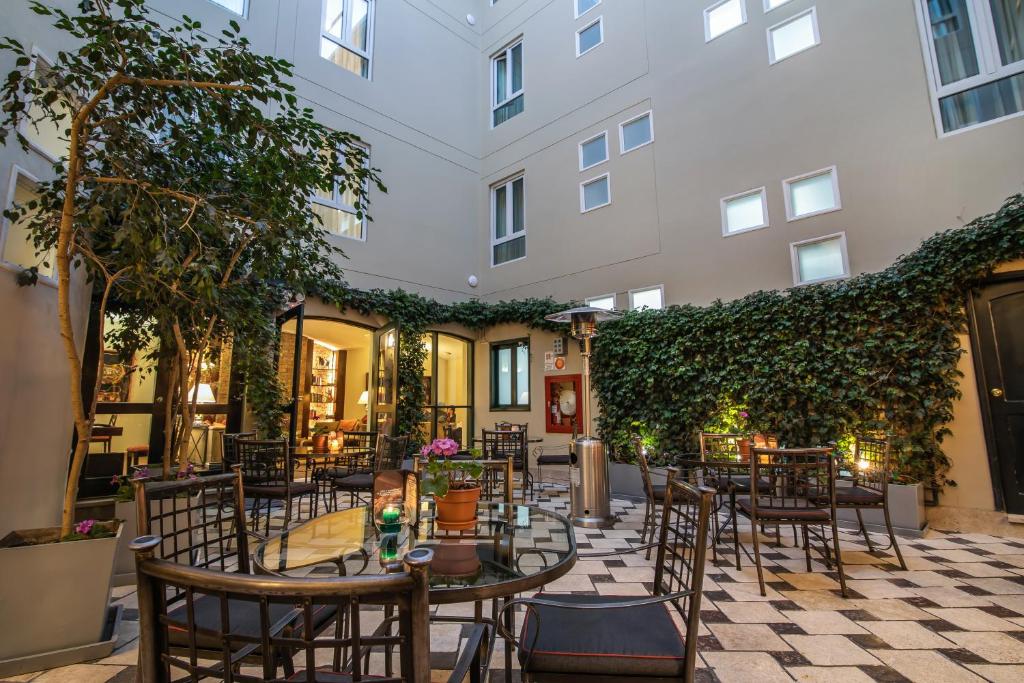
[{"x1": 7, "y1": 475, "x2": 1024, "y2": 682}]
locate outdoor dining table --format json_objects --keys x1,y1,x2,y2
[{"x1": 253, "y1": 501, "x2": 577, "y2": 678}]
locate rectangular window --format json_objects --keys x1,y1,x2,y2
[
  {"x1": 784, "y1": 166, "x2": 840, "y2": 221},
  {"x1": 705, "y1": 0, "x2": 747, "y2": 42},
  {"x1": 2, "y1": 170, "x2": 55, "y2": 279},
  {"x1": 576, "y1": 16, "x2": 604, "y2": 57},
  {"x1": 21, "y1": 51, "x2": 68, "y2": 161},
  {"x1": 491, "y1": 339, "x2": 529, "y2": 410},
  {"x1": 916, "y1": 0, "x2": 1024, "y2": 134},
  {"x1": 587, "y1": 294, "x2": 616, "y2": 310},
  {"x1": 629, "y1": 285, "x2": 664, "y2": 310},
  {"x1": 721, "y1": 187, "x2": 769, "y2": 236},
  {"x1": 619, "y1": 110, "x2": 654, "y2": 153},
  {"x1": 320, "y1": 0, "x2": 374, "y2": 79},
  {"x1": 492, "y1": 174, "x2": 526, "y2": 266},
  {"x1": 763, "y1": 0, "x2": 793, "y2": 11},
  {"x1": 578, "y1": 131, "x2": 608, "y2": 171},
  {"x1": 576, "y1": 0, "x2": 601, "y2": 19},
  {"x1": 208, "y1": 0, "x2": 247, "y2": 15},
  {"x1": 580, "y1": 173, "x2": 611, "y2": 212},
  {"x1": 312, "y1": 145, "x2": 368, "y2": 240},
  {"x1": 492, "y1": 41, "x2": 524, "y2": 127},
  {"x1": 791, "y1": 233, "x2": 849, "y2": 285},
  {"x1": 767, "y1": 7, "x2": 820, "y2": 64}
]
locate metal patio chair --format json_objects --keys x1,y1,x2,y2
[
  {"x1": 236, "y1": 439, "x2": 317, "y2": 533},
  {"x1": 836, "y1": 436, "x2": 908, "y2": 570},
  {"x1": 483, "y1": 428, "x2": 531, "y2": 501},
  {"x1": 499, "y1": 470, "x2": 714, "y2": 682}
]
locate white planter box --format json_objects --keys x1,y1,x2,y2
[
  {"x1": 0, "y1": 524, "x2": 122, "y2": 676},
  {"x1": 836, "y1": 481, "x2": 926, "y2": 535},
  {"x1": 609, "y1": 463, "x2": 669, "y2": 499}
]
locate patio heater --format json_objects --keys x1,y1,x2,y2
[{"x1": 545, "y1": 306, "x2": 621, "y2": 528}]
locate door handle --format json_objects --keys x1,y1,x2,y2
[{"x1": 991, "y1": 387, "x2": 1004, "y2": 398}]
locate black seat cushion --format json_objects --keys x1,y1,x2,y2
[
  {"x1": 333, "y1": 473, "x2": 373, "y2": 490},
  {"x1": 737, "y1": 499, "x2": 830, "y2": 522},
  {"x1": 518, "y1": 594, "x2": 687, "y2": 677},
  {"x1": 831, "y1": 485, "x2": 884, "y2": 505},
  {"x1": 247, "y1": 482, "x2": 316, "y2": 498},
  {"x1": 288, "y1": 673, "x2": 387, "y2": 682},
  {"x1": 167, "y1": 595, "x2": 336, "y2": 651},
  {"x1": 651, "y1": 484, "x2": 667, "y2": 501}
]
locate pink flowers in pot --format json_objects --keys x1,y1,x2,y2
[
  {"x1": 75, "y1": 519, "x2": 95, "y2": 536},
  {"x1": 420, "y1": 437, "x2": 460, "y2": 458}
]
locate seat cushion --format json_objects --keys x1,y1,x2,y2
[
  {"x1": 167, "y1": 595, "x2": 336, "y2": 651},
  {"x1": 247, "y1": 482, "x2": 316, "y2": 498},
  {"x1": 737, "y1": 498, "x2": 830, "y2": 522},
  {"x1": 333, "y1": 473, "x2": 373, "y2": 490},
  {"x1": 832, "y1": 485, "x2": 884, "y2": 505},
  {"x1": 651, "y1": 484, "x2": 667, "y2": 501},
  {"x1": 289, "y1": 674, "x2": 387, "y2": 682},
  {"x1": 518, "y1": 594, "x2": 687, "y2": 677}
]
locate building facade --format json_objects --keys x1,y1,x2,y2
[{"x1": 1, "y1": 0, "x2": 1023, "y2": 533}]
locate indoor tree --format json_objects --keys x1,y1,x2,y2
[{"x1": 0, "y1": 0, "x2": 382, "y2": 536}]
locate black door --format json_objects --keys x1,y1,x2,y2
[{"x1": 972, "y1": 276, "x2": 1024, "y2": 515}]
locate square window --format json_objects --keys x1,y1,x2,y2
[
  {"x1": 587, "y1": 294, "x2": 616, "y2": 310},
  {"x1": 619, "y1": 111, "x2": 653, "y2": 153},
  {"x1": 580, "y1": 174, "x2": 611, "y2": 212},
  {"x1": 768, "y1": 7, "x2": 820, "y2": 63},
  {"x1": 705, "y1": 0, "x2": 747, "y2": 42},
  {"x1": 784, "y1": 166, "x2": 840, "y2": 220},
  {"x1": 208, "y1": 0, "x2": 246, "y2": 15},
  {"x1": 721, "y1": 187, "x2": 768, "y2": 235},
  {"x1": 578, "y1": 131, "x2": 608, "y2": 171},
  {"x1": 3, "y1": 170, "x2": 55, "y2": 279},
  {"x1": 629, "y1": 286, "x2": 664, "y2": 310},
  {"x1": 575, "y1": 0, "x2": 601, "y2": 19},
  {"x1": 791, "y1": 233, "x2": 849, "y2": 284},
  {"x1": 491, "y1": 339, "x2": 529, "y2": 409},
  {"x1": 576, "y1": 17, "x2": 604, "y2": 57},
  {"x1": 763, "y1": 0, "x2": 792, "y2": 11}
]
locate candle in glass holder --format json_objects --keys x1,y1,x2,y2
[
  {"x1": 379, "y1": 532, "x2": 400, "y2": 568},
  {"x1": 329, "y1": 439, "x2": 340, "y2": 452}
]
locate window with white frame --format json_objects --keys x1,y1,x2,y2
[
  {"x1": 767, "y1": 7, "x2": 820, "y2": 63},
  {"x1": 208, "y1": 0, "x2": 246, "y2": 15},
  {"x1": 791, "y1": 233, "x2": 849, "y2": 285},
  {"x1": 705, "y1": 0, "x2": 747, "y2": 42},
  {"x1": 784, "y1": 166, "x2": 840, "y2": 220},
  {"x1": 577, "y1": 17, "x2": 604, "y2": 57},
  {"x1": 2, "y1": 170, "x2": 54, "y2": 279},
  {"x1": 21, "y1": 51, "x2": 68, "y2": 161},
  {"x1": 578, "y1": 131, "x2": 608, "y2": 171},
  {"x1": 575, "y1": 0, "x2": 601, "y2": 19},
  {"x1": 629, "y1": 285, "x2": 664, "y2": 310},
  {"x1": 763, "y1": 0, "x2": 793, "y2": 11},
  {"x1": 312, "y1": 145, "x2": 369, "y2": 241},
  {"x1": 580, "y1": 173, "x2": 611, "y2": 212},
  {"x1": 320, "y1": 0, "x2": 374, "y2": 79},
  {"x1": 916, "y1": 0, "x2": 1024, "y2": 134},
  {"x1": 619, "y1": 111, "x2": 653, "y2": 153},
  {"x1": 491, "y1": 174, "x2": 525, "y2": 266},
  {"x1": 492, "y1": 41, "x2": 524, "y2": 127},
  {"x1": 721, "y1": 187, "x2": 768, "y2": 235},
  {"x1": 586, "y1": 294, "x2": 616, "y2": 310}
]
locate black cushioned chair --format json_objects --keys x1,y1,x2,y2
[
  {"x1": 132, "y1": 469, "x2": 339, "y2": 678},
  {"x1": 132, "y1": 536, "x2": 440, "y2": 683},
  {"x1": 236, "y1": 439, "x2": 317, "y2": 533},
  {"x1": 330, "y1": 433, "x2": 409, "y2": 509},
  {"x1": 220, "y1": 431, "x2": 255, "y2": 469},
  {"x1": 483, "y1": 428, "x2": 531, "y2": 502},
  {"x1": 499, "y1": 470, "x2": 714, "y2": 682}
]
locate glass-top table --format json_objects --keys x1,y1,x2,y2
[{"x1": 253, "y1": 502, "x2": 577, "y2": 604}]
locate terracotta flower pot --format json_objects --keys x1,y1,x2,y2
[
  {"x1": 311, "y1": 434, "x2": 329, "y2": 454},
  {"x1": 429, "y1": 539, "x2": 482, "y2": 579},
  {"x1": 737, "y1": 438, "x2": 752, "y2": 463},
  {"x1": 434, "y1": 486, "x2": 481, "y2": 531}
]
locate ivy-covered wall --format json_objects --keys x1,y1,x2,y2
[{"x1": 307, "y1": 194, "x2": 1024, "y2": 484}]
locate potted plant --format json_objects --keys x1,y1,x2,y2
[
  {"x1": 419, "y1": 439, "x2": 484, "y2": 531},
  {"x1": 311, "y1": 423, "x2": 334, "y2": 454}
]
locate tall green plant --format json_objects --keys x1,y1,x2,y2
[{"x1": 0, "y1": 0, "x2": 382, "y2": 534}]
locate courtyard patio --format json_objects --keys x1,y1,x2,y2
[{"x1": 8, "y1": 471, "x2": 1024, "y2": 683}]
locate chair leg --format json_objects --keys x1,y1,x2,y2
[
  {"x1": 750, "y1": 516, "x2": 767, "y2": 596},
  {"x1": 802, "y1": 525, "x2": 812, "y2": 572},
  {"x1": 732, "y1": 502, "x2": 742, "y2": 571},
  {"x1": 855, "y1": 508, "x2": 875, "y2": 552},
  {"x1": 883, "y1": 504, "x2": 908, "y2": 570},
  {"x1": 645, "y1": 502, "x2": 656, "y2": 561},
  {"x1": 710, "y1": 502, "x2": 720, "y2": 565},
  {"x1": 829, "y1": 517, "x2": 849, "y2": 598}
]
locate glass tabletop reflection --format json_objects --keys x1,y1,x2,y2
[{"x1": 253, "y1": 502, "x2": 576, "y2": 603}]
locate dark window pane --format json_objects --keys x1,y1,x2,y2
[
  {"x1": 493, "y1": 94, "x2": 524, "y2": 126},
  {"x1": 939, "y1": 72, "x2": 1024, "y2": 131},
  {"x1": 928, "y1": 0, "x2": 980, "y2": 85},
  {"x1": 493, "y1": 236, "x2": 525, "y2": 265}
]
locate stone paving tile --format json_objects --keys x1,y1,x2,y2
[
  {"x1": 965, "y1": 663, "x2": 1024, "y2": 682},
  {"x1": 785, "y1": 609, "x2": 868, "y2": 634},
  {"x1": 702, "y1": 651, "x2": 794, "y2": 682},
  {"x1": 941, "y1": 631, "x2": 1024, "y2": 663},
  {"x1": 923, "y1": 607, "x2": 1022, "y2": 631},
  {"x1": 872, "y1": 650, "x2": 987, "y2": 682},
  {"x1": 716, "y1": 601, "x2": 791, "y2": 624},
  {"x1": 786, "y1": 665, "x2": 877, "y2": 682},
  {"x1": 708, "y1": 623, "x2": 792, "y2": 651},
  {"x1": 782, "y1": 634, "x2": 880, "y2": 666},
  {"x1": 858, "y1": 620, "x2": 956, "y2": 649}
]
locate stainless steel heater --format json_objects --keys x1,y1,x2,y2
[{"x1": 545, "y1": 306, "x2": 621, "y2": 528}]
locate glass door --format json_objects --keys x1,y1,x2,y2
[{"x1": 371, "y1": 323, "x2": 399, "y2": 435}]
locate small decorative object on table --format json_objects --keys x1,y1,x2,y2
[{"x1": 419, "y1": 438, "x2": 483, "y2": 531}]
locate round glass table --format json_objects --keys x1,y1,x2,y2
[{"x1": 253, "y1": 502, "x2": 577, "y2": 604}]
